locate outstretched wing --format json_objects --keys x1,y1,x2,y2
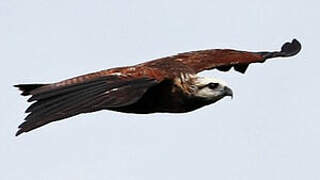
[
  {"x1": 15, "y1": 74, "x2": 159, "y2": 136},
  {"x1": 148, "y1": 39, "x2": 301, "y2": 74}
]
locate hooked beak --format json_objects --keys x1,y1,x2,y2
[{"x1": 223, "y1": 86, "x2": 233, "y2": 99}]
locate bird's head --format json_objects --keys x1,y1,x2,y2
[{"x1": 192, "y1": 77, "x2": 233, "y2": 103}]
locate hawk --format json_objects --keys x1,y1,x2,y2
[{"x1": 15, "y1": 39, "x2": 301, "y2": 136}]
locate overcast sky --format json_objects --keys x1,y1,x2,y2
[{"x1": 1, "y1": 0, "x2": 319, "y2": 179}]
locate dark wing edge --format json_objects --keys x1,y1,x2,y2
[
  {"x1": 14, "y1": 76, "x2": 159, "y2": 136},
  {"x1": 257, "y1": 39, "x2": 301, "y2": 61},
  {"x1": 172, "y1": 39, "x2": 301, "y2": 74}
]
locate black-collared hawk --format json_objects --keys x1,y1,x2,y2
[{"x1": 15, "y1": 39, "x2": 301, "y2": 136}]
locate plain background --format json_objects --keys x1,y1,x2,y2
[{"x1": 1, "y1": 0, "x2": 319, "y2": 179}]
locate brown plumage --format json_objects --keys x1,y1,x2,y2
[{"x1": 15, "y1": 39, "x2": 301, "y2": 136}]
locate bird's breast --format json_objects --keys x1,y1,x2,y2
[{"x1": 107, "y1": 79, "x2": 208, "y2": 114}]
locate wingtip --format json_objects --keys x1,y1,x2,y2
[
  {"x1": 15, "y1": 129, "x2": 23, "y2": 136},
  {"x1": 280, "y1": 39, "x2": 302, "y2": 57},
  {"x1": 14, "y1": 84, "x2": 30, "y2": 96},
  {"x1": 258, "y1": 39, "x2": 302, "y2": 60}
]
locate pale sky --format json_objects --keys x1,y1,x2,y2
[{"x1": 1, "y1": 0, "x2": 319, "y2": 179}]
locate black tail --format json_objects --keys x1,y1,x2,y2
[
  {"x1": 258, "y1": 39, "x2": 302, "y2": 60},
  {"x1": 14, "y1": 84, "x2": 48, "y2": 96}
]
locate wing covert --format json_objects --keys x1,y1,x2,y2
[{"x1": 148, "y1": 39, "x2": 301, "y2": 74}]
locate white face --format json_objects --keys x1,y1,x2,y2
[{"x1": 193, "y1": 77, "x2": 233, "y2": 101}]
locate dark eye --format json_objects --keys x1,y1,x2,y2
[{"x1": 208, "y1": 83, "x2": 219, "y2": 89}]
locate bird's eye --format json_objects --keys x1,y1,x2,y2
[{"x1": 208, "y1": 83, "x2": 219, "y2": 89}]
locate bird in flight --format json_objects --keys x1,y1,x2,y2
[{"x1": 15, "y1": 39, "x2": 301, "y2": 136}]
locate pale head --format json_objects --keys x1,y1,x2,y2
[{"x1": 192, "y1": 77, "x2": 233, "y2": 102}]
